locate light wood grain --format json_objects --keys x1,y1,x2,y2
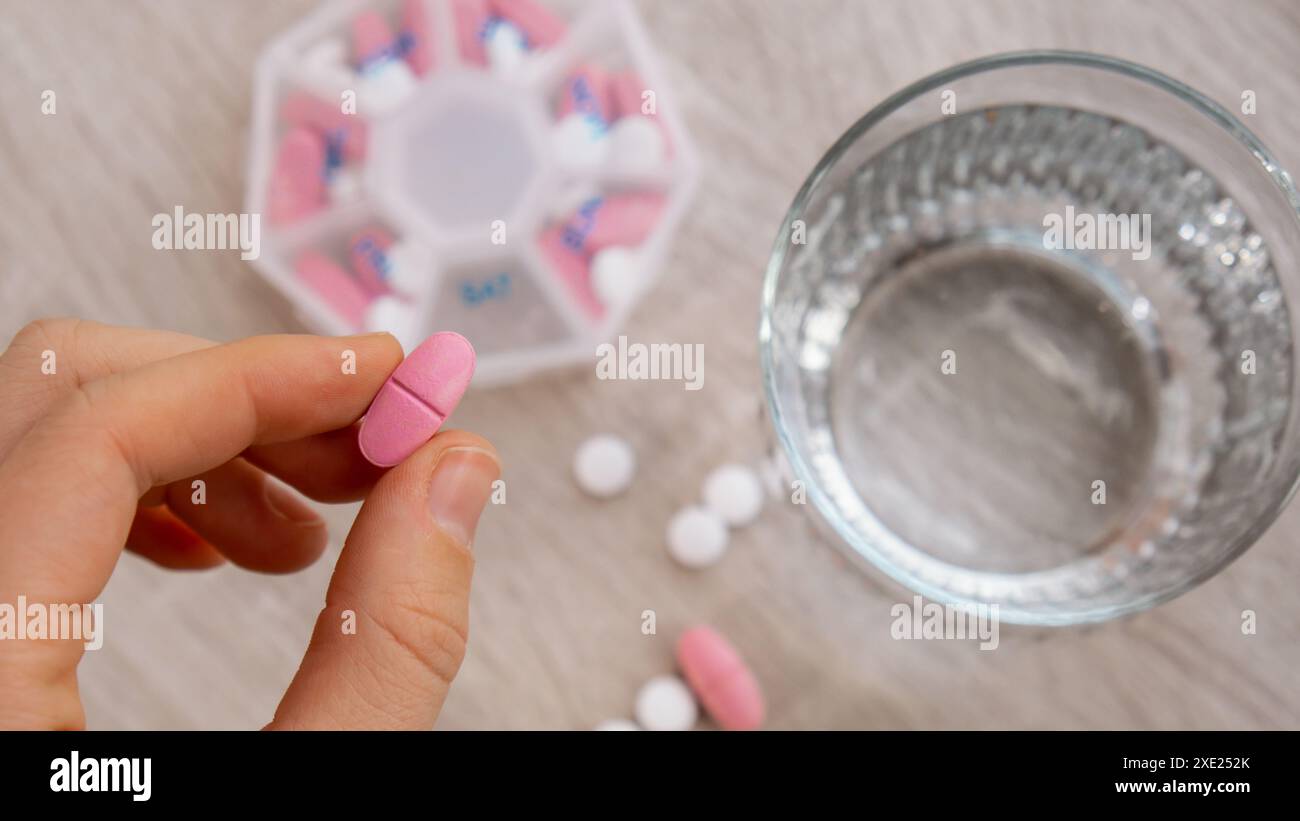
[{"x1": 0, "y1": 0, "x2": 1297, "y2": 729}]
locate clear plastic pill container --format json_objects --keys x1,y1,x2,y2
[{"x1": 245, "y1": 0, "x2": 699, "y2": 385}]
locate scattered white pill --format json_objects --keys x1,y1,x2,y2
[
  {"x1": 364, "y1": 295, "x2": 420, "y2": 350},
  {"x1": 607, "y1": 116, "x2": 667, "y2": 175},
  {"x1": 553, "y1": 112, "x2": 611, "y2": 172},
  {"x1": 666, "y1": 505, "x2": 729, "y2": 568},
  {"x1": 594, "y1": 719, "x2": 640, "y2": 731},
  {"x1": 591, "y1": 246, "x2": 640, "y2": 307},
  {"x1": 703, "y1": 463, "x2": 765, "y2": 527},
  {"x1": 485, "y1": 19, "x2": 528, "y2": 74},
  {"x1": 384, "y1": 240, "x2": 429, "y2": 297},
  {"x1": 634, "y1": 675, "x2": 698, "y2": 731},
  {"x1": 328, "y1": 166, "x2": 363, "y2": 204},
  {"x1": 573, "y1": 434, "x2": 636, "y2": 499}
]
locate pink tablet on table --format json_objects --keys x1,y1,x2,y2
[{"x1": 676, "y1": 625, "x2": 765, "y2": 731}]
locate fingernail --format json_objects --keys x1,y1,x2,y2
[
  {"x1": 428, "y1": 447, "x2": 500, "y2": 549},
  {"x1": 264, "y1": 478, "x2": 322, "y2": 526}
]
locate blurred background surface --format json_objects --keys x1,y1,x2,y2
[{"x1": 0, "y1": 0, "x2": 1297, "y2": 728}]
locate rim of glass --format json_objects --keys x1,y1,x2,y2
[{"x1": 758, "y1": 50, "x2": 1300, "y2": 625}]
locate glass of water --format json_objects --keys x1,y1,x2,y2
[{"x1": 760, "y1": 52, "x2": 1300, "y2": 625}]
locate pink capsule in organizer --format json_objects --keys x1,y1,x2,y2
[
  {"x1": 610, "y1": 71, "x2": 646, "y2": 119},
  {"x1": 349, "y1": 227, "x2": 396, "y2": 294},
  {"x1": 358, "y1": 332, "x2": 476, "y2": 467},
  {"x1": 559, "y1": 192, "x2": 666, "y2": 255},
  {"x1": 248, "y1": 0, "x2": 700, "y2": 385},
  {"x1": 268, "y1": 128, "x2": 328, "y2": 225},
  {"x1": 491, "y1": 0, "x2": 567, "y2": 49},
  {"x1": 610, "y1": 69, "x2": 674, "y2": 156},
  {"x1": 557, "y1": 65, "x2": 612, "y2": 124},
  {"x1": 294, "y1": 250, "x2": 372, "y2": 328},
  {"x1": 451, "y1": 0, "x2": 491, "y2": 65},
  {"x1": 281, "y1": 92, "x2": 369, "y2": 163},
  {"x1": 399, "y1": 0, "x2": 436, "y2": 76},
  {"x1": 538, "y1": 227, "x2": 604, "y2": 319},
  {"x1": 352, "y1": 10, "x2": 401, "y2": 70},
  {"x1": 676, "y1": 626, "x2": 765, "y2": 731}
]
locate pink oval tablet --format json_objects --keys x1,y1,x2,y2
[
  {"x1": 559, "y1": 192, "x2": 665, "y2": 255},
  {"x1": 399, "y1": 0, "x2": 435, "y2": 76},
  {"x1": 352, "y1": 10, "x2": 399, "y2": 71},
  {"x1": 677, "y1": 626, "x2": 765, "y2": 731},
  {"x1": 610, "y1": 70, "x2": 646, "y2": 119},
  {"x1": 268, "y1": 127, "x2": 327, "y2": 225},
  {"x1": 452, "y1": 0, "x2": 491, "y2": 65},
  {"x1": 610, "y1": 70, "x2": 674, "y2": 155},
  {"x1": 538, "y1": 227, "x2": 603, "y2": 319},
  {"x1": 358, "y1": 332, "x2": 476, "y2": 467},
  {"x1": 490, "y1": 0, "x2": 566, "y2": 48},
  {"x1": 282, "y1": 92, "x2": 368, "y2": 163},
  {"x1": 295, "y1": 250, "x2": 371, "y2": 328}
]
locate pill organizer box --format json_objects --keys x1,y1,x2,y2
[{"x1": 245, "y1": 0, "x2": 699, "y2": 385}]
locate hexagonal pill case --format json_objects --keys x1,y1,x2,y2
[{"x1": 245, "y1": 0, "x2": 699, "y2": 385}]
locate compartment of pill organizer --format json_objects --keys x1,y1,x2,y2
[
  {"x1": 542, "y1": 22, "x2": 679, "y2": 185},
  {"x1": 447, "y1": 0, "x2": 585, "y2": 72},
  {"x1": 423, "y1": 249, "x2": 576, "y2": 363},
  {"x1": 247, "y1": 0, "x2": 700, "y2": 385},
  {"x1": 534, "y1": 179, "x2": 671, "y2": 322},
  {"x1": 365, "y1": 70, "x2": 554, "y2": 242},
  {"x1": 273, "y1": 206, "x2": 433, "y2": 340},
  {"x1": 284, "y1": 0, "x2": 440, "y2": 114},
  {"x1": 255, "y1": 83, "x2": 372, "y2": 229}
]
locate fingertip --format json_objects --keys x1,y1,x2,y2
[{"x1": 370, "y1": 429, "x2": 501, "y2": 528}]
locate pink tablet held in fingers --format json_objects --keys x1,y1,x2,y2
[
  {"x1": 677, "y1": 625, "x2": 765, "y2": 731},
  {"x1": 358, "y1": 332, "x2": 476, "y2": 467}
]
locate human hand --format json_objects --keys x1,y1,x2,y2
[{"x1": 0, "y1": 319, "x2": 500, "y2": 729}]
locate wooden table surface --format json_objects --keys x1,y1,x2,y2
[{"x1": 1, "y1": 0, "x2": 1297, "y2": 729}]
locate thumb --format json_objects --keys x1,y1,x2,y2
[{"x1": 268, "y1": 430, "x2": 500, "y2": 729}]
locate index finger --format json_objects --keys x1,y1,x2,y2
[{"x1": 0, "y1": 331, "x2": 403, "y2": 605}]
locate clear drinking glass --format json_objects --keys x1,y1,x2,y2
[{"x1": 760, "y1": 52, "x2": 1300, "y2": 625}]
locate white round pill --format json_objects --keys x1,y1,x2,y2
[
  {"x1": 485, "y1": 20, "x2": 528, "y2": 74},
  {"x1": 573, "y1": 435, "x2": 635, "y2": 498},
  {"x1": 328, "y1": 166, "x2": 363, "y2": 204},
  {"x1": 666, "y1": 505, "x2": 729, "y2": 568},
  {"x1": 364, "y1": 295, "x2": 419, "y2": 351},
  {"x1": 591, "y1": 246, "x2": 640, "y2": 307},
  {"x1": 608, "y1": 116, "x2": 667, "y2": 175},
  {"x1": 358, "y1": 60, "x2": 417, "y2": 115},
  {"x1": 593, "y1": 719, "x2": 640, "y2": 731},
  {"x1": 634, "y1": 675, "x2": 698, "y2": 731},
  {"x1": 703, "y1": 463, "x2": 765, "y2": 527},
  {"x1": 553, "y1": 112, "x2": 611, "y2": 171}
]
